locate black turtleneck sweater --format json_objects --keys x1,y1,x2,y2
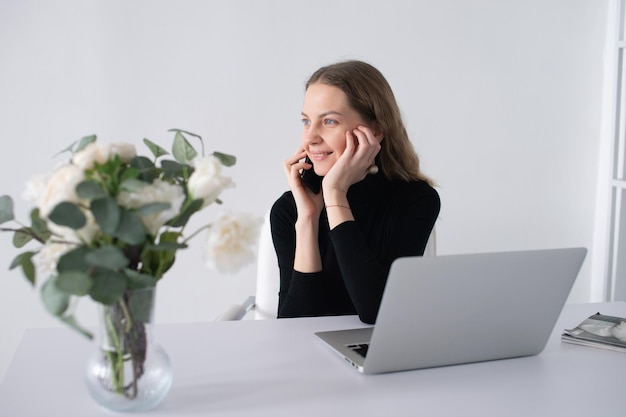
[{"x1": 270, "y1": 173, "x2": 440, "y2": 324}]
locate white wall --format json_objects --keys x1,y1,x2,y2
[{"x1": 0, "y1": 0, "x2": 609, "y2": 380}]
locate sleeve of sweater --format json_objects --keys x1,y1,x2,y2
[
  {"x1": 270, "y1": 193, "x2": 327, "y2": 318},
  {"x1": 329, "y1": 184, "x2": 440, "y2": 324}
]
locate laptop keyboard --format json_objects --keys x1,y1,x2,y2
[{"x1": 347, "y1": 343, "x2": 370, "y2": 358}]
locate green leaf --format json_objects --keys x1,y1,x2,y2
[
  {"x1": 89, "y1": 269, "x2": 127, "y2": 305},
  {"x1": 172, "y1": 131, "x2": 198, "y2": 164},
  {"x1": 212, "y1": 151, "x2": 237, "y2": 167},
  {"x1": 57, "y1": 246, "x2": 91, "y2": 273},
  {"x1": 48, "y1": 202, "x2": 86, "y2": 230},
  {"x1": 131, "y1": 156, "x2": 159, "y2": 183},
  {"x1": 161, "y1": 159, "x2": 191, "y2": 179},
  {"x1": 30, "y1": 209, "x2": 50, "y2": 241},
  {"x1": 76, "y1": 180, "x2": 106, "y2": 199},
  {"x1": 167, "y1": 198, "x2": 203, "y2": 228},
  {"x1": 0, "y1": 195, "x2": 15, "y2": 224},
  {"x1": 12, "y1": 228, "x2": 34, "y2": 247},
  {"x1": 91, "y1": 197, "x2": 120, "y2": 234},
  {"x1": 9, "y1": 252, "x2": 36, "y2": 285},
  {"x1": 113, "y1": 209, "x2": 147, "y2": 244},
  {"x1": 168, "y1": 128, "x2": 203, "y2": 141},
  {"x1": 60, "y1": 315, "x2": 93, "y2": 340},
  {"x1": 55, "y1": 134, "x2": 97, "y2": 157},
  {"x1": 125, "y1": 269, "x2": 157, "y2": 290},
  {"x1": 41, "y1": 277, "x2": 70, "y2": 316},
  {"x1": 137, "y1": 202, "x2": 171, "y2": 217},
  {"x1": 85, "y1": 246, "x2": 129, "y2": 269},
  {"x1": 127, "y1": 288, "x2": 154, "y2": 323},
  {"x1": 143, "y1": 138, "x2": 169, "y2": 159},
  {"x1": 56, "y1": 271, "x2": 92, "y2": 296},
  {"x1": 119, "y1": 178, "x2": 149, "y2": 192},
  {"x1": 73, "y1": 134, "x2": 97, "y2": 153}
]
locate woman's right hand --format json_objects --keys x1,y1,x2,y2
[{"x1": 283, "y1": 148, "x2": 324, "y2": 219}]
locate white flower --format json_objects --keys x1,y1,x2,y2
[
  {"x1": 34, "y1": 239, "x2": 77, "y2": 280},
  {"x1": 38, "y1": 164, "x2": 85, "y2": 218},
  {"x1": 204, "y1": 211, "x2": 262, "y2": 273},
  {"x1": 117, "y1": 179, "x2": 185, "y2": 235},
  {"x1": 188, "y1": 155, "x2": 234, "y2": 208},
  {"x1": 72, "y1": 142, "x2": 136, "y2": 170},
  {"x1": 22, "y1": 174, "x2": 48, "y2": 205}
]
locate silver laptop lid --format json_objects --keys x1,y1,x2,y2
[{"x1": 362, "y1": 247, "x2": 587, "y2": 373}]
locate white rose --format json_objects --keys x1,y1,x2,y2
[
  {"x1": 38, "y1": 164, "x2": 85, "y2": 218},
  {"x1": 117, "y1": 179, "x2": 185, "y2": 235},
  {"x1": 22, "y1": 174, "x2": 48, "y2": 205},
  {"x1": 72, "y1": 142, "x2": 136, "y2": 170},
  {"x1": 188, "y1": 156, "x2": 234, "y2": 208},
  {"x1": 204, "y1": 211, "x2": 262, "y2": 273},
  {"x1": 34, "y1": 239, "x2": 77, "y2": 279}
]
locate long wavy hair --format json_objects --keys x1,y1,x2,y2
[{"x1": 306, "y1": 60, "x2": 433, "y2": 185}]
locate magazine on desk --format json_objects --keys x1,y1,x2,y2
[{"x1": 562, "y1": 313, "x2": 626, "y2": 353}]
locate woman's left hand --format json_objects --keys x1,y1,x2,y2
[{"x1": 322, "y1": 125, "x2": 381, "y2": 196}]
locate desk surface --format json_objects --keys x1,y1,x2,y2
[{"x1": 1, "y1": 302, "x2": 626, "y2": 416}]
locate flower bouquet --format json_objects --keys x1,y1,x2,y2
[{"x1": 0, "y1": 129, "x2": 260, "y2": 411}]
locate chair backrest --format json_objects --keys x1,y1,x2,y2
[{"x1": 253, "y1": 212, "x2": 437, "y2": 320}]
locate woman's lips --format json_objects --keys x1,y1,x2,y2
[{"x1": 309, "y1": 151, "x2": 332, "y2": 162}]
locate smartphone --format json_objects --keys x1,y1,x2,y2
[{"x1": 300, "y1": 156, "x2": 322, "y2": 194}]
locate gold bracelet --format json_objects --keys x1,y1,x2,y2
[{"x1": 325, "y1": 204, "x2": 351, "y2": 210}]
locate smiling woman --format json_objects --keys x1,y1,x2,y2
[{"x1": 271, "y1": 60, "x2": 441, "y2": 324}]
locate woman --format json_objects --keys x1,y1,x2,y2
[{"x1": 271, "y1": 60, "x2": 440, "y2": 324}]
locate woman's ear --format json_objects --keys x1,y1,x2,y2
[{"x1": 373, "y1": 122, "x2": 384, "y2": 143}]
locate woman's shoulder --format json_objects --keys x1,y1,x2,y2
[{"x1": 270, "y1": 191, "x2": 297, "y2": 224}]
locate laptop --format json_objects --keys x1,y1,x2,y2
[{"x1": 315, "y1": 247, "x2": 587, "y2": 374}]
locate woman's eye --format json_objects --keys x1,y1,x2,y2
[
  {"x1": 323, "y1": 119, "x2": 337, "y2": 126},
  {"x1": 301, "y1": 119, "x2": 311, "y2": 126}
]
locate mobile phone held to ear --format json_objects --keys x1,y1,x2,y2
[{"x1": 300, "y1": 156, "x2": 322, "y2": 194}]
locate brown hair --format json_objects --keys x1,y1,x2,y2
[{"x1": 306, "y1": 60, "x2": 433, "y2": 185}]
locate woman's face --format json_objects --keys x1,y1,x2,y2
[{"x1": 301, "y1": 82, "x2": 367, "y2": 176}]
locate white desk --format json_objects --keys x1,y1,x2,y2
[{"x1": 1, "y1": 302, "x2": 626, "y2": 416}]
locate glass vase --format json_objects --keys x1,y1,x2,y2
[{"x1": 84, "y1": 287, "x2": 172, "y2": 412}]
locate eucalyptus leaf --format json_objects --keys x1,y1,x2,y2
[
  {"x1": 113, "y1": 209, "x2": 147, "y2": 245},
  {"x1": 169, "y1": 128, "x2": 205, "y2": 156},
  {"x1": 143, "y1": 138, "x2": 169, "y2": 159},
  {"x1": 212, "y1": 151, "x2": 237, "y2": 167},
  {"x1": 85, "y1": 245, "x2": 129, "y2": 270},
  {"x1": 91, "y1": 197, "x2": 120, "y2": 234},
  {"x1": 9, "y1": 252, "x2": 36, "y2": 285},
  {"x1": 137, "y1": 202, "x2": 171, "y2": 217},
  {"x1": 125, "y1": 269, "x2": 157, "y2": 290},
  {"x1": 127, "y1": 288, "x2": 154, "y2": 322},
  {"x1": 161, "y1": 159, "x2": 191, "y2": 179},
  {"x1": 41, "y1": 277, "x2": 70, "y2": 316},
  {"x1": 76, "y1": 180, "x2": 106, "y2": 199},
  {"x1": 57, "y1": 246, "x2": 91, "y2": 273},
  {"x1": 60, "y1": 315, "x2": 93, "y2": 340},
  {"x1": 56, "y1": 271, "x2": 93, "y2": 296},
  {"x1": 120, "y1": 178, "x2": 149, "y2": 192},
  {"x1": 30, "y1": 208, "x2": 50, "y2": 241},
  {"x1": 89, "y1": 269, "x2": 127, "y2": 305},
  {"x1": 167, "y1": 198, "x2": 203, "y2": 228},
  {"x1": 73, "y1": 134, "x2": 97, "y2": 153},
  {"x1": 48, "y1": 202, "x2": 86, "y2": 230},
  {"x1": 131, "y1": 156, "x2": 158, "y2": 183},
  {"x1": 55, "y1": 134, "x2": 97, "y2": 157},
  {"x1": 0, "y1": 195, "x2": 14, "y2": 224},
  {"x1": 172, "y1": 131, "x2": 197, "y2": 164},
  {"x1": 12, "y1": 228, "x2": 33, "y2": 248}
]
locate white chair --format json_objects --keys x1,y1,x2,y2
[{"x1": 215, "y1": 212, "x2": 437, "y2": 321}]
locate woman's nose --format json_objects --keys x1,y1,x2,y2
[{"x1": 302, "y1": 124, "x2": 322, "y2": 146}]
